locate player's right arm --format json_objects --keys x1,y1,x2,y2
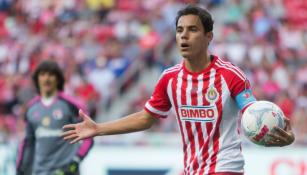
[
  {"x1": 62, "y1": 109, "x2": 157, "y2": 143},
  {"x1": 16, "y1": 113, "x2": 35, "y2": 175},
  {"x1": 63, "y1": 69, "x2": 173, "y2": 144}
]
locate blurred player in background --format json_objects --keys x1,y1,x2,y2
[
  {"x1": 62, "y1": 5, "x2": 294, "y2": 175},
  {"x1": 16, "y1": 60, "x2": 94, "y2": 175}
]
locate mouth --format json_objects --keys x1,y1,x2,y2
[
  {"x1": 180, "y1": 43, "x2": 190, "y2": 50},
  {"x1": 43, "y1": 82, "x2": 51, "y2": 86}
]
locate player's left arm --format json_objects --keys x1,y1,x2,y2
[
  {"x1": 224, "y1": 65, "x2": 295, "y2": 147},
  {"x1": 235, "y1": 89, "x2": 295, "y2": 146}
]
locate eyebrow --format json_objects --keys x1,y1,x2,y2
[{"x1": 176, "y1": 25, "x2": 198, "y2": 28}]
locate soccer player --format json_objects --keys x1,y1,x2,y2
[
  {"x1": 16, "y1": 60, "x2": 94, "y2": 175},
  {"x1": 62, "y1": 5, "x2": 295, "y2": 175}
]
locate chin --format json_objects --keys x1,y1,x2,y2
[
  {"x1": 181, "y1": 53, "x2": 190, "y2": 59},
  {"x1": 182, "y1": 55, "x2": 192, "y2": 60}
]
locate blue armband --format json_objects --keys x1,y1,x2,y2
[{"x1": 235, "y1": 89, "x2": 257, "y2": 110}]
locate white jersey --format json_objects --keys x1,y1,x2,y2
[{"x1": 145, "y1": 55, "x2": 254, "y2": 174}]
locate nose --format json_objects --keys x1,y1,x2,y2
[{"x1": 180, "y1": 29, "x2": 188, "y2": 40}]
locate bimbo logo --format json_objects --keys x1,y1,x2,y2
[{"x1": 179, "y1": 105, "x2": 217, "y2": 122}]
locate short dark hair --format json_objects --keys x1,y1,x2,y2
[
  {"x1": 175, "y1": 4, "x2": 214, "y2": 33},
  {"x1": 32, "y1": 60, "x2": 65, "y2": 94}
]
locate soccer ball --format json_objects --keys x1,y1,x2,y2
[{"x1": 241, "y1": 101, "x2": 285, "y2": 146}]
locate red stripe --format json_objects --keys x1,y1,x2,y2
[
  {"x1": 186, "y1": 120, "x2": 194, "y2": 174},
  {"x1": 193, "y1": 122, "x2": 203, "y2": 174},
  {"x1": 209, "y1": 72, "x2": 223, "y2": 174},
  {"x1": 172, "y1": 74, "x2": 187, "y2": 169},
  {"x1": 190, "y1": 76, "x2": 199, "y2": 173},
  {"x1": 199, "y1": 72, "x2": 212, "y2": 175}
]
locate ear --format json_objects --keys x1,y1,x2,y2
[{"x1": 206, "y1": 32, "x2": 213, "y2": 43}]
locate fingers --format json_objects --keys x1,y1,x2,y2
[
  {"x1": 70, "y1": 137, "x2": 81, "y2": 144},
  {"x1": 273, "y1": 126, "x2": 289, "y2": 137},
  {"x1": 267, "y1": 132, "x2": 287, "y2": 143},
  {"x1": 63, "y1": 133, "x2": 79, "y2": 141},
  {"x1": 265, "y1": 125, "x2": 295, "y2": 147},
  {"x1": 63, "y1": 124, "x2": 76, "y2": 130},
  {"x1": 62, "y1": 131, "x2": 81, "y2": 144},
  {"x1": 284, "y1": 117, "x2": 292, "y2": 130},
  {"x1": 61, "y1": 130, "x2": 76, "y2": 138},
  {"x1": 265, "y1": 139, "x2": 282, "y2": 147}
]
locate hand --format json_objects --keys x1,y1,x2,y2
[
  {"x1": 265, "y1": 117, "x2": 295, "y2": 147},
  {"x1": 62, "y1": 109, "x2": 98, "y2": 144}
]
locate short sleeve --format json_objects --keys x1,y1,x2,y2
[
  {"x1": 144, "y1": 73, "x2": 172, "y2": 118},
  {"x1": 221, "y1": 63, "x2": 256, "y2": 110}
]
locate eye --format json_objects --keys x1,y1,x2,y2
[
  {"x1": 176, "y1": 27, "x2": 183, "y2": 33},
  {"x1": 189, "y1": 26, "x2": 198, "y2": 32}
]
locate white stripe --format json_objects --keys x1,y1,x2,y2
[
  {"x1": 203, "y1": 68, "x2": 216, "y2": 174},
  {"x1": 216, "y1": 61, "x2": 246, "y2": 80},
  {"x1": 197, "y1": 74, "x2": 204, "y2": 106},
  {"x1": 217, "y1": 58, "x2": 246, "y2": 78},
  {"x1": 214, "y1": 77, "x2": 244, "y2": 172},
  {"x1": 217, "y1": 58, "x2": 246, "y2": 77},
  {"x1": 167, "y1": 79, "x2": 174, "y2": 107},
  {"x1": 186, "y1": 74, "x2": 195, "y2": 174},
  {"x1": 215, "y1": 62, "x2": 245, "y2": 81},
  {"x1": 176, "y1": 70, "x2": 190, "y2": 174},
  {"x1": 216, "y1": 59, "x2": 246, "y2": 80},
  {"x1": 214, "y1": 76, "x2": 229, "y2": 172},
  {"x1": 164, "y1": 67, "x2": 181, "y2": 74},
  {"x1": 164, "y1": 64, "x2": 182, "y2": 73},
  {"x1": 159, "y1": 65, "x2": 181, "y2": 82},
  {"x1": 186, "y1": 75, "x2": 192, "y2": 106},
  {"x1": 195, "y1": 74, "x2": 205, "y2": 175},
  {"x1": 145, "y1": 102, "x2": 169, "y2": 116},
  {"x1": 209, "y1": 68, "x2": 216, "y2": 89}
]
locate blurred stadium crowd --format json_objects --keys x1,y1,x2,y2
[{"x1": 0, "y1": 0, "x2": 306, "y2": 145}]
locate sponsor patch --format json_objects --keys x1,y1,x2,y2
[{"x1": 179, "y1": 105, "x2": 217, "y2": 122}]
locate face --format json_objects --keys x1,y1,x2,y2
[
  {"x1": 38, "y1": 71, "x2": 58, "y2": 96},
  {"x1": 176, "y1": 15, "x2": 213, "y2": 60}
]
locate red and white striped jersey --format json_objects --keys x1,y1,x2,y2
[{"x1": 144, "y1": 55, "x2": 251, "y2": 175}]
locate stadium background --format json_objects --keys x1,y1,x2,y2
[{"x1": 0, "y1": 0, "x2": 306, "y2": 174}]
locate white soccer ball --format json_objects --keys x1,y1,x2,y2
[{"x1": 241, "y1": 101, "x2": 285, "y2": 146}]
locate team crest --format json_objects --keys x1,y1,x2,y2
[
  {"x1": 205, "y1": 86, "x2": 219, "y2": 103},
  {"x1": 42, "y1": 116, "x2": 51, "y2": 126},
  {"x1": 53, "y1": 109, "x2": 63, "y2": 120}
]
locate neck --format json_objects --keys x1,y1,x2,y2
[
  {"x1": 41, "y1": 91, "x2": 57, "y2": 98},
  {"x1": 184, "y1": 53, "x2": 211, "y2": 73}
]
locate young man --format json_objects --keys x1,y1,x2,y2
[
  {"x1": 16, "y1": 60, "x2": 94, "y2": 175},
  {"x1": 62, "y1": 5, "x2": 295, "y2": 175}
]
